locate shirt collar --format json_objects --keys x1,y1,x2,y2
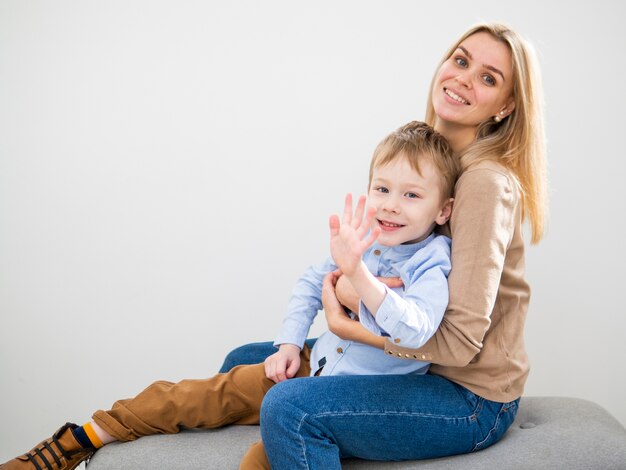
[{"x1": 372, "y1": 232, "x2": 435, "y2": 261}]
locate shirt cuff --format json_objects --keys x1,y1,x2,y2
[
  {"x1": 374, "y1": 285, "x2": 405, "y2": 336},
  {"x1": 273, "y1": 319, "x2": 309, "y2": 348},
  {"x1": 358, "y1": 301, "x2": 384, "y2": 335}
]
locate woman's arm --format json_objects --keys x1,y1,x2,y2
[
  {"x1": 322, "y1": 271, "x2": 386, "y2": 349},
  {"x1": 327, "y1": 192, "x2": 452, "y2": 349},
  {"x1": 385, "y1": 165, "x2": 519, "y2": 366},
  {"x1": 360, "y1": 238, "x2": 451, "y2": 348}
]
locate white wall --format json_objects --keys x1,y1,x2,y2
[{"x1": 1, "y1": 0, "x2": 625, "y2": 460}]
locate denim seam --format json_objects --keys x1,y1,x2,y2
[
  {"x1": 471, "y1": 403, "x2": 504, "y2": 452},
  {"x1": 296, "y1": 410, "x2": 477, "y2": 466},
  {"x1": 296, "y1": 412, "x2": 312, "y2": 470},
  {"x1": 309, "y1": 410, "x2": 477, "y2": 421}
]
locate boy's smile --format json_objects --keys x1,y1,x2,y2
[
  {"x1": 377, "y1": 219, "x2": 405, "y2": 232},
  {"x1": 368, "y1": 155, "x2": 452, "y2": 246}
]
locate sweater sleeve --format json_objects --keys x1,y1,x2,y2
[{"x1": 384, "y1": 165, "x2": 518, "y2": 366}]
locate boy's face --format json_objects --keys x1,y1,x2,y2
[{"x1": 368, "y1": 154, "x2": 452, "y2": 246}]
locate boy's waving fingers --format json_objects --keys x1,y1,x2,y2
[
  {"x1": 329, "y1": 215, "x2": 341, "y2": 236},
  {"x1": 342, "y1": 193, "x2": 353, "y2": 225},
  {"x1": 362, "y1": 225, "x2": 381, "y2": 251},
  {"x1": 356, "y1": 205, "x2": 377, "y2": 238},
  {"x1": 352, "y1": 195, "x2": 367, "y2": 229}
]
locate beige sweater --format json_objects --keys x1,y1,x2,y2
[{"x1": 384, "y1": 159, "x2": 530, "y2": 403}]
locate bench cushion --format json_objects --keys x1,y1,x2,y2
[{"x1": 86, "y1": 396, "x2": 626, "y2": 469}]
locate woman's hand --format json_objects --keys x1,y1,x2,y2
[
  {"x1": 335, "y1": 272, "x2": 404, "y2": 313},
  {"x1": 322, "y1": 272, "x2": 386, "y2": 350},
  {"x1": 264, "y1": 344, "x2": 301, "y2": 383},
  {"x1": 322, "y1": 271, "x2": 355, "y2": 339}
]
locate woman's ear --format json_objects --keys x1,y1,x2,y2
[
  {"x1": 501, "y1": 98, "x2": 516, "y2": 118},
  {"x1": 436, "y1": 198, "x2": 454, "y2": 225}
]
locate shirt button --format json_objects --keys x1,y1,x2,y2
[
  {"x1": 336, "y1": 347, "x2": 343, "y2": 354},
  {"x1": 374, "y1": 249, "x2": 381, "y2": 256},
  {"x1": 394, "y1": 338, "x2": 401, "y2": 344}
]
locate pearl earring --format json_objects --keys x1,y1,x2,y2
[{"x1": 493, "y1": 111, "x2": 505, "y2": 123}]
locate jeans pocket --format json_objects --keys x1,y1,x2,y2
[{"x1": 471, "y1": 398, "x2": 519, "y2": 452}]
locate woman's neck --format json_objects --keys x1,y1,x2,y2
[{"x1": 434, "y1": 120, "x2": 476, "y2": 154}]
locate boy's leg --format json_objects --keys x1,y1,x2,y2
[
  {"x1": 1, "y1": 347, "x2": 311, "y2": 469},
  {"x1": 219, "y1": 339, "x2": 318, "y2": 373},
  {"x1": 239, "y1": 441, "x2": 270, "y2": 470},
  {"x1": 93, "y1": 346, "x2": 312, "y2": 442},
  {"x1": 0, "y1": 423, "x2": 94, "y2": 470},
  {"x1": 93, "y1": 362, "x2": 272, "y2": 441}
]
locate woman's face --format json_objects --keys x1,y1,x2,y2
[{"x1": 432, "y1": 31, "x2": 515, "y2": 129}]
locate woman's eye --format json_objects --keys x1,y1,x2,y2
[
  {"x1": 376, "y1": 187, "x2": 389, "y2": 194},
  {"x1": 455, "y1": 57, "x2": 467, "y2": 67},
  {"x1": 482, "y1": 74, "x2": 496, "y2": 86}
]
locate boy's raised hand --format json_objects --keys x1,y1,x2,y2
[{"x1": 329, "y1": 194, "x2": 381, "y2": 277}]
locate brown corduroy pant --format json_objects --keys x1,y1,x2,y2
[{"x1": 91, "y1": 346, "x2": 312, "y2": 469}]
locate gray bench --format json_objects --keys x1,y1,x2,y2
[{"x1": 86, "y1": 396, "x2": 626, "y2": 469}]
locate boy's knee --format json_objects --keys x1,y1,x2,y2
[
  {"x1": 219, "y1": 345, "x2": 248, "y2": 373},
  {"x1": 219, "y1": 342, "x2": 274, "y2": 373}
]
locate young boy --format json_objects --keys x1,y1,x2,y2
[{"x1": 2, "y1": 121, "x2": 459, "y2": 470}]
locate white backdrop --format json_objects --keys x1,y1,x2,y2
[{"x1": 1, "y1": 0, "x2": 625, "y2": 461}]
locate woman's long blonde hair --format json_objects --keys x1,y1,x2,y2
[{"x1": 425, "y1": 23, "x2": 548, "y2": 243}]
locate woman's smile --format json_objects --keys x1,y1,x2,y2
[{"x1": 444, "y1": 87, "x2": 470, "y2": 105}]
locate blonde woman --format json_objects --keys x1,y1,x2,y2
[{"x1": 225, "y1": 22, "x2": 548, "y2": 468}]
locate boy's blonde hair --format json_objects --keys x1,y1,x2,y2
[
  {"x1": 369, "y1": 121, "x2": 459, "y2": 201},
  {"x1": 425, "y1": 23, "x2": 548, "y2": 243}
]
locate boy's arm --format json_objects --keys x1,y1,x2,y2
[
  {"x1": 267, "y1": 257, "x2": 334, "y2": 383},
  {"x1": 328, "y1": 194, "x2": 451, "y2": 350},
  {"x1": 273, "y1": 257, "x2": 334, "y2": 349},
  {"x1": 335, "y1": 274, "x2": 404, "y2": 314},
  {"x1": 361, "y1": 238, "x2": 452, "y2": 349}
]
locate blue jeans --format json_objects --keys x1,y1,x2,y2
[{"x1": 219, "y1": 341, "x2": 519, "y2": 469}]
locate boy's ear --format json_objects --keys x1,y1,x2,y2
[{"x1": 435, "y1": 198, "x2": 454, "y2": 225}]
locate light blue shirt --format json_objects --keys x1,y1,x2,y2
[{"x1": 274, "y1": 233, "x2": 452, "y2": 376}]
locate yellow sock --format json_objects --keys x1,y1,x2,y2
[{"x1": 82, "y1": 422, "x2": 104, "y2": 449}]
